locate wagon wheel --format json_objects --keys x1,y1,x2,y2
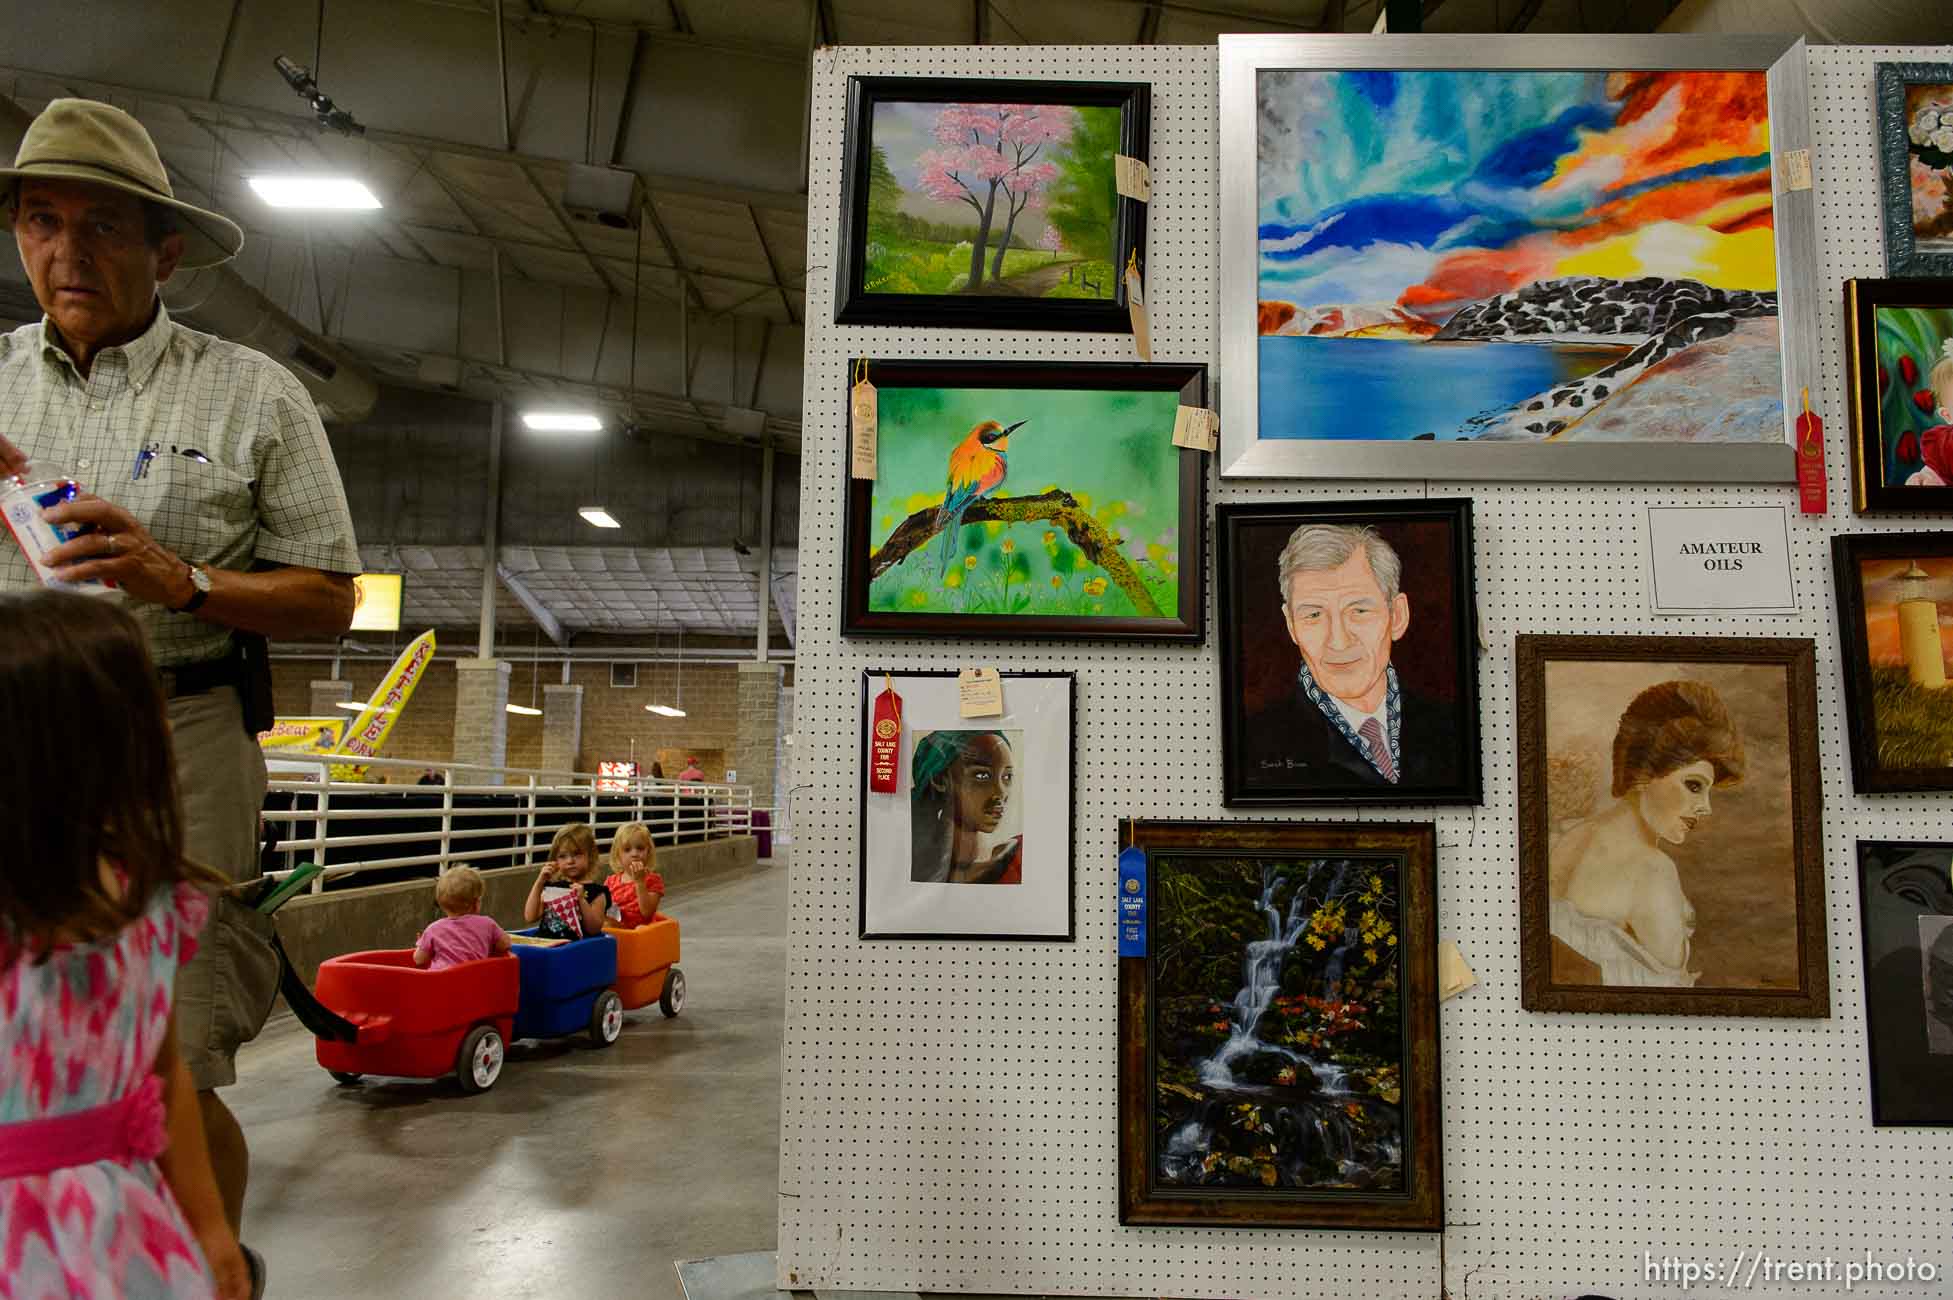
[
  {"x1": 659, "y1": 966, "x2": 686, "y2": 1018},
  {"x1": 455, "y1": 1024, "x2": 505, "y2": 1093},
  {"x1": 329, "y1": 1071, "x2": 364, "y2": 1086},
  {"x1": 589, "y1": 990, "x2": 625, "y2": 1047}
]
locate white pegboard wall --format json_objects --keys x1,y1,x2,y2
[{"x1": 780, "y1": 43, "x2": 1953, "y2": 1299}]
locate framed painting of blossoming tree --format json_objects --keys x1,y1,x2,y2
[{"x1": 834, "y1": 78, "x2": 1149, "y2": 330}]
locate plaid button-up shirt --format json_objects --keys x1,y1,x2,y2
[{"x1": 0, "y1": 303, "x2": 359, "y2": 666}]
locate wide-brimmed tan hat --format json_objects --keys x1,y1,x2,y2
[{"x1": 3, "y1": 98, "x2": 243, "y2": 269}]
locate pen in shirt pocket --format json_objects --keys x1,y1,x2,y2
[
  {"x1": 130, "y1": 441, "x2": 158, "y2": 481},
  {"x1": 172, "y1": 446, "x2": 212, "y2": 464}
]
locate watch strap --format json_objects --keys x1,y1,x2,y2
[{"x1": 173, "y1": 564, "x2": 209, "y2": 614}]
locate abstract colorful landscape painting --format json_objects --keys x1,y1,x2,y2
[
  {"x1": 1256, "y1": 69, "x2": 1782, "y2": 445},
  {"x1": 863, "y1": 100, "x2": 1121, "y2": 300},
  {"x1": 865, "y1": 384, "x2": 1183, "y2": 620}
]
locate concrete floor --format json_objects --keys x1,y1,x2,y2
[{"x1": 228, "y1": 860, "x2": 787, "y2": 1300}]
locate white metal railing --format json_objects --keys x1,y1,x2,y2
[{"x1": 261, "y1": 751, "x2": 758, "y2": 892}]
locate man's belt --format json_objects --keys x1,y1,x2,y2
[{"x1": 157, "y1": 653, "x2": 240, "y2": 699}]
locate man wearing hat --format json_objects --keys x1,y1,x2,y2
[{"x1": 0, "y1": 98, "x2": 360, "y2": 1272}]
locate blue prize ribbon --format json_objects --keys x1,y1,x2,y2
[{"x1": 1117, "y1": 846, "x2": 1147, "y2": 958}]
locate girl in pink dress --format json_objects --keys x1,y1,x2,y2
[{"x1": 0, "y1": 590, "x2": 249, "y2": 1299}]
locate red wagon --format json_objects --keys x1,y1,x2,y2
[{"x1": 313, "y1": 950, "x2": 519, "y2": 1094}]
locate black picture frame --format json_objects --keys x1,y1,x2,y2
[
  {"x1": 1833, "y1": 532, "x2": 1953, "y2": 793},
  {"x1": 1117, "y1": 818, "x2": 1443, "y2": 1230},
  {"x1": 843, "y1": 359, "x2": 1206, "y2": 642},
  {"x1": 1844, "y1": 278, "x2": 1953, "y2": 514},
  {"x1": 834, "y1": 76, "x2": 1149, "y2": 330},
  {"x1": 857, "y1": 670, "x2": 1076, "y2": 942},
  {"x1": 1855, "y1": 840, "x2": 1953, "y2": 1126},
  {"x1": 1216, "y1": 499, "x2": 1481, "y2": 807},
  {"x1": 1876, "y1": 63, "x2": 1953, "y2": 279}
]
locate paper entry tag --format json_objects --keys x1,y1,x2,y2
[
  {"x1": 1125, "y1": 262, "x2": 1152, "y2": 362},
  {"x1": 1776, "y1": 147, "x2": 1812, "y2": 194},
  {"x1": 958, "y1": 667, "x2": 1003, "y2": 718},
  {"x1": 1437, "y1": 940, "x2": 1477, "y2": 1001},
  {"x1": 1117, "y1": 847, "x2": 1148, "y2": 958},
  {"x1": 1114, "y1": 154, "x2": 1152, "y2": 203},
  {"x1": 1173, "y1": 406, "x2": 1218, "y2": 452},
  {"x1": 850, "y1": 374, "x2": 878, "y2": 480}
]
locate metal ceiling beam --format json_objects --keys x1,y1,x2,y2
[
  {"x1": 666, "y1": 0, "x2": 694, "y2": 36},
  {"x1": 0, "y1": 64, "x2": 808, "y2": 216},
  {"x1": 744, "y1": 204, "x2": 798, "y2": 324},
  {"x1": 814, "y1": 0, "x2": 839, "y2": 45},
  {"x1": 411, "y1": 0, "x2": 804, "y2": 68},
  {"x1": 209, "y1": 0, "x2": 246, "y2": 100},
  {"x1": 973, "y1": 0, "x2": 989, "y2": 44},
  {"x1": 496, "y1": 563, "x2": 569, "y2": 645},
  {"x1": 517, "y1": 160, "x2": 625, "y2": 296},
  {"x1": 1136, "y1": 2, "x2": 1165, "y2": 42},
  {"x1": 642, "y1": 201, "x2": 708, "y2": 312},
  {"x1": 608, "y1": 29, "x2": 644, "y2": 167}
]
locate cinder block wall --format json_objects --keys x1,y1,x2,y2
[{"x1": 272, "y1": 658, "x2": 744, "y2": 781}]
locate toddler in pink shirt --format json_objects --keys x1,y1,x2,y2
[{"x1": 414, "y1": 866, "x2": 512, "y2": 971}]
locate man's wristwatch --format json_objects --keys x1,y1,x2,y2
[{"x1": 172, "y1": 563, "x2": 212, "y2": 614}]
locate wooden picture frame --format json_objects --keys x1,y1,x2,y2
[
  {"x1": 1833, "y1": 532, "x2": 1953, "y2": 793},
  {"x1": 1855, "y1": 840, "x2": 1953, "y2": 1126},
  {"x1": 857, "y1": 670, "x2": 1075, "y2": 941},
  {"x1": 834, "y1": 77, "x2": 1149, "y2": 331},
  {"x1": 843, "y1": 360, "x2": 1205, "y2": 642},
  {"x1": 1516, "y1": 635, "x2": 1828, "y2": 1016},
  {"x1": 1117, "y1": 819, "x2": 1442, "y2": 1230},
  {"x1": 1876, "y1": 63, "x2": 1953, "y2": 279},
  {"x1": 1217, "y1": 34, "x2": 1817, "y2": 483},
  {"x1": 1216, "y1": 498, "x2": 1481, "y2": 807},
  {"x1": 1845, "y1": 278, "x2": 1953, "y2": 514}
]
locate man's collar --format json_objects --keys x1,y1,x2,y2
[{"x1": 38, "y1": 299, "x2": 173, "y2": 389}]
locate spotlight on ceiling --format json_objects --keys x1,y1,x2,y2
[
  {"x1": 644, "y1": 704, "x2": 687, "y2": 718},
  {"x1": 273, "y1": 55, "x2": 367, "y2": 136},
  {"x1": 523, "y1": 410, "x2": 603, "y2": 433},
  {"x1": 578, "y1": 507, "x2": 622, "y2": 529},
  {"x1": 505, "y1": 703, "x2": 543, "y2": 717},
  {"x1": 247, "y1": 176, "x2": 382, "y2": 210}
]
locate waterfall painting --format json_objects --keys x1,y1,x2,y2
[
  {"x1": 835, "y1": 77, "x2": 1149, "y2": 330},
  {"x1": 1117, "y1": 820, "x2": 1442, "y2": 1230}
]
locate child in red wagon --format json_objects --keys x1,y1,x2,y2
[
  {"x1": 523, "y1": 823, "x2": 611, "y2": 941},
  {"x1": 413, "y1": 866, "x2": 511, "y2": 971},
  {"x1": 603, "y1": 822, "x2": 666, "y2": 930}
]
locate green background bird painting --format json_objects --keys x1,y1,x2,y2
[{"x1": 867, "y1": 384, "x2": 1185, "y2": 619}]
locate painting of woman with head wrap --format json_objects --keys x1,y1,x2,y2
[{"x1": 910, "y1": 729, "x2": 1024, "y2": 883}]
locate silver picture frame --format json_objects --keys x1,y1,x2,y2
[
  {"x1": 1876, "y1": 62, "x2": 1953, "y2": 279},
  {"x1": 1217, "y1": 34, "x2": 1817, "y2": 483}
]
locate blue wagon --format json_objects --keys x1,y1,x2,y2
[{"x1": 511, "y1": 930, "x2": 624, "y2": 1047}]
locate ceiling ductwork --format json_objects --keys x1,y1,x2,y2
[
  {"x1": 160, "y1": 266, "x2": 379, "y2": 422},
  {"x1": 0, "y1": 91, "x2": 379, "y2": 424}
]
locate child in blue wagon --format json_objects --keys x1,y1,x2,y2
[
  {"x1": 523, "y1": 823, "x2": 611, "y2": 941},
  {"x1": 413, "y1": 866, "x2": 511, "y2": 971}
]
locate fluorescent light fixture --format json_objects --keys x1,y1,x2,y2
[
  {"x1": 334, "y1": 701, "x2": 393, "y2": 714},
  {"x1": 523, "y1": 410, "x2": 603, "y2": 433},
  {"x1": 578, "y1": 506, "x2": 622, "y2": 529},
  {"x1": 505, "y1": 703, "x2": 543, "y2": 716},
  {"x1": 248, "y1": 176, "x2": 382, "y2": 210},
  {"x1": 643, "y1": 704, "x2": 687, "y2": 717}
]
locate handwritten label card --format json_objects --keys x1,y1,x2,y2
[
  {"x1": 957, "y1": 667, "x2": 1003, "y2": 718},
  {"x1": 849, "y1": 373, "x2": 877, "y2": 480},
  {"x1": 1645, "y1": 505, "x2": 1796, "y2": 616},
  {"x1": 1124, "y1": 261, "x2": 1151, "y2": 361},
  {"x1": 1438, "y1": 940, "x2": 1477, "y2": 1001},
  {"x1": 1172, "y1": 406, "x2": 1218, "y2": 452},
  {"x1": 1114, "y1": 154, "x2": 1152, "y2": 202},
  {"x1": 1775, "y1": 147, "x2": 1812, "y2": 195}
]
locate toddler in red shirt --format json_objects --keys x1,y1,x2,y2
[
  {"x1": 604, "y1": 821, "x2": 666, "y2": 929},
  {"x1": 414, "y1": 866, "x2": 512, "y2": 970}
]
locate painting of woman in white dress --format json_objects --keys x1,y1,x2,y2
[
  {"x1": 1548, "y1": 681, "x2": 1744, "y2": 988},
  {"x1": 1517, "y1": 636, "x2": 1828, "y2": 1016}
]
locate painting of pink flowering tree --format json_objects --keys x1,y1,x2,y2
[{"x1": 863, "y1": 99, "x2": 1121, "y2": 300}]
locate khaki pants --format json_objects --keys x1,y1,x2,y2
[{"x1": 170, "y1": 685, "x2": 275, "y2": 1091}]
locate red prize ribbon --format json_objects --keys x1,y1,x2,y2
[
  {"x1": 868, "y1": 680, "x2": 902, "y2": 793},
  {"x1": 1796, "y1": 388, "x2": 1825, "y2": 515}
]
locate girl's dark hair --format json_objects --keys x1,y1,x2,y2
[{"x1": 0, "y1": 590, "x2": 196, "y2": 961}]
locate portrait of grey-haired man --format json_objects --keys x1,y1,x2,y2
[{"x1": 1237, "y1": 521, "x2": 1460, "y2": 791}]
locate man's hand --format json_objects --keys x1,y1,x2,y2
[
  {"x1": 0, "y1": 432, "x2": 30, "y2": 480},
  {"x1": 42, "y1": 492, "x2": 196, "y2": 609}
]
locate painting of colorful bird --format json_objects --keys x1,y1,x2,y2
[{"x1": 936, "y1": 418, "x2": 1026, "y2": 578}]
